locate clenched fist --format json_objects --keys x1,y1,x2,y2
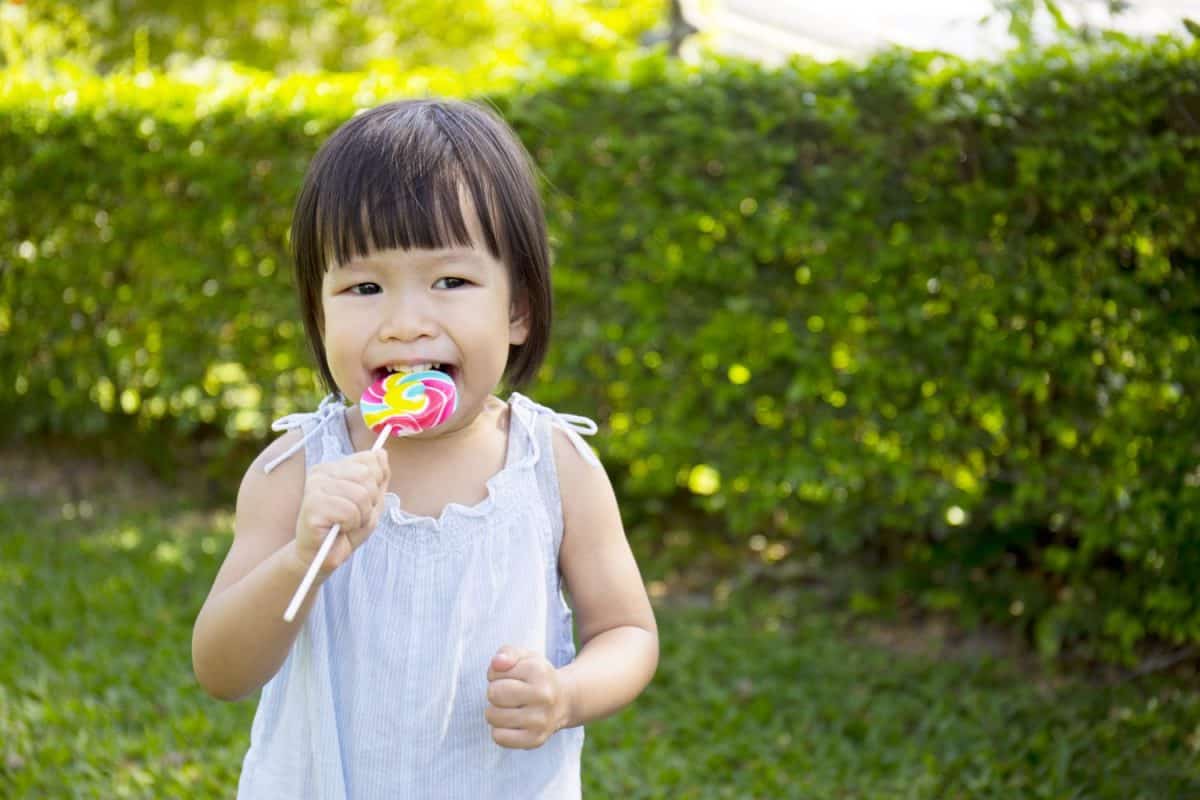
[
  {"x1": 294, "y1": 450, "x2": 390, "y2": 576},
  {"x1": 485, "y1": 647, "x2": 572, "y2": 750}
]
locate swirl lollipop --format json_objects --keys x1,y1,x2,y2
[
  {"x1": 361, "y1": 369, "x2": 457, "y2": 435},
  {"x1": 284, "y1": 369, "x2": 458, "y2": 622}
]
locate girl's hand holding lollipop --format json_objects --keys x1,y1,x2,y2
[{"x1": 283, "y1": 369, "x2": 457, "y2": 622}]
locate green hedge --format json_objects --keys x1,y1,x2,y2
[{"x1": 3, "y1": 39, "x2": 1199, "y2": 660}]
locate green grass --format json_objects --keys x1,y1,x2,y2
[{"x1": 1, "y1": 490, "x2": 1197, "y2": 798}]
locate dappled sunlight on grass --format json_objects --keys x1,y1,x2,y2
[
  {"x1": 2, "y1": 484, "x2": 1198, "y2": 797},
  {"x1": 589, "y1": 590, "x2": 1200, "y2": 797},
  {"x1": 75, "y1": 510, "x2": 232, "y2": 579},
  {"x1": 0, "y1": 494, "x2": 246, "y2": 796}
]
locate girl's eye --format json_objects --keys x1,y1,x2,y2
[
  {"x1": 348, "y1": 282, "x2": 382, "y2": 295},
  {"x1": 433, "y1": 277, "x2": 469, "y2": 290}
]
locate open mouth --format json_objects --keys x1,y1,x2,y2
[{"x1": 371, "y1": 363, "x2": 458, "y2": 384}]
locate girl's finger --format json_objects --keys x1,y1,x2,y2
[
  {"x1": 490, "y1": 727, "x2": 537, "y2": 750},
  {"x1": 486, "y1": 646, "x2": 532, "y2": 680},
  {"x1": 304, "y1": 494, "x2": 355, "y2": 532},
  {"x1": 374, "y1": 450, "x2": 390, "y2": 486},
  {"x1": 345, "y1": 505, "x2": 383, "y2": 547},
  {"x1": 486, "y1": 678, "x2": 531, "y2": 708},
  {"x1": 324, "y1": 460, "x2": 371, "y2": 481},
  {"x1": 321, "y1": 495, "x2": 365, "y2": 532},
  {"x1": 338, "y1": 478, "x2": 381, "y2": 518},
  {"x1": 327, "y1": 476, "x2": 372, "y2": 503},
  {"x1": 484, "y1": 704, "x2": 526, "y2": 730}
]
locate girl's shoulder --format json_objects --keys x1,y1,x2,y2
[
  {"x1": 251, "y1": 427, "x2": 309, "y2": 482},
  {"x1": 237, "y1": 428, "x2": 308, "y2": 523},
  {"x1": 198, "y1": 427, "x2": 309, "y2": 608},
  {"x1": 508, "y1": 394, "x2": 602, "y2": 477},
  {"x1": 513, "y1": 394, "x2": 609, "y2": 522},
  {"x1": 238, "y1": 393, "x2": 346, "y2": 533},
  {"x1": 546, "y1": 423, "x2": 609, "y2": 502},
  {"x1": 241, "y1": 391, "x2": 349, "y2": 498}
]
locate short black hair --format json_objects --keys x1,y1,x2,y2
[{"x1": 290, "y1": 98, "x2": 552, "y2": 394}]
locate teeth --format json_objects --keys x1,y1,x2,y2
[{"x1": 386, "y1": 363, "x2": 435, "y2": 375}]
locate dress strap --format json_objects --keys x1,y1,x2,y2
[
  {"x1": 509, "y1": 392, "x2": 601, "y2": 467},
  {"x1": 263, "y1": 394, "x2": 346, "y2": 474}
]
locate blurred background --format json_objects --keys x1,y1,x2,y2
[{"x1": 2, "y1": 1, "x2": 1200, "y2": 796}]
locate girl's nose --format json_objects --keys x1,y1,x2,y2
[{"x1": 377, "y1": 294, "x2": 437, "y2": 342}]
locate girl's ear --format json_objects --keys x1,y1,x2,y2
[{"x1": 508, "y1": 295, "x2": 530, "y2": 346}]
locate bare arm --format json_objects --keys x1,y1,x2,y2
[
  {"x1": 191, "y1": 433, "x2": 314, "y2": 700},
  {"x1": 191, "y1": 431, "x2": 388, "y2": 701},
  {"x1": 553, "y1": 429, "x2": 659, "y2": 727}
]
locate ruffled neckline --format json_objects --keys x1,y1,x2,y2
[{"x1": 329, "y1": 394, "x2": 539, "y2": 537}]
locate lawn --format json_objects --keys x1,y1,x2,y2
[{"x1": 1, "y1": 464, "x2": 1197, "y2": 798}]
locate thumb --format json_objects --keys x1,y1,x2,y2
[{"x1": 488, "y1": 646, "x2": 523, "y2": 676}]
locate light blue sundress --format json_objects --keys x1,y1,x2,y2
[{"x1": 236, "y1": 392, "x2": 597, "y2": 799}]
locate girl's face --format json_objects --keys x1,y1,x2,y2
[{"x1": 321, "y1": 242, "x2": 528, "y2": 436}]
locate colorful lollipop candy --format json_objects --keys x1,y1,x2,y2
[
  {"x1": 361, "y1": 369, "x2": 457, "y2": 434},
  {"x1": 284, "y1": 369, "x2": 458, "y2": 622}
]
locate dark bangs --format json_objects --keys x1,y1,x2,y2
[{"x1": 290, "y1": 99, "x2": 552, "y2": 395}]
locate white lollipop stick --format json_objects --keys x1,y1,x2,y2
[{"x1": 283, "y1": 424, "x2": 392, "y2": 622}]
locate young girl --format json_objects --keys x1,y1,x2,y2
[{"x1": 192, "y1": 99, "x2": 659, "y2": 798}]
